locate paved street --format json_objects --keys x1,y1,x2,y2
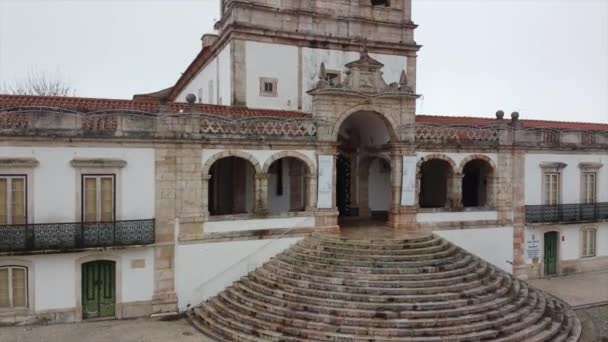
[
  {"x1": 529, "y1": 269, "x2": 608, "y2": 308},
  {"x1": 0, "y1": 317, "x2": 213, "y2": 342}
]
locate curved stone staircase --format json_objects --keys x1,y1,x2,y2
[{"x1": 188, "y1": 234, "x2": 582, "y2": 341}]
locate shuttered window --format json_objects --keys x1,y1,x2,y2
[
  {"x1": 83, "y1": 175, "x2": 115, "y2": 222},
  {"x1": 582, "y1": 228, "x2": 597, "y2": 257},
  {"x1": 0, "y1": 266, "x2": 28, "y2": 308},
  {"x1": 543, "y1": 173, "x2": 560, "y2": 205},
  {"x1": 582, "y1": 172, "x2": 597, "y2": 204},
  {"x1": 0, "y1": 176, "x2": 26, "y2": 225}
]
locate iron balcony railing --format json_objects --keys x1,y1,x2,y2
[
  {"x1": 0, "y1": 219, "x2": 155, "y2": 253},
  {"x1": 525, "y1": 203, "x2": 608, "y2": 224}
]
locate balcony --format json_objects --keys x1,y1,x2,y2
[
  {"x1": 0, "y1": 219, "x2": 155, "y2": 253},
  {"x1": 525, "y1": 203, "x2": 608, "y2": 224}
]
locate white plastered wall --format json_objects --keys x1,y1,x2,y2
[
  {"x1": 0, "y1": 248, "x2": 154, "y2": 312},
  {"x1": 0, "y1": 146, "x2": 155, "y2": 223},
  {"x1": 435, "y1": 227, "x2": 514, "y2": 273},
  {"x1": 368, "y1": 158, "x2": 390, "y2": 211},
  {"x1": 175, "y1": 238, "x2": 301, "y2": 311},
  {"x1": 524, "y1": 153, "x2": 608, "y2": 205},
  {"x1": 524, "y1": 223, "x2": 608, "y2": 264},
  {"x1": 245, "y1": 41, "x2": 299, "y2": 110},
  {"x1": 176, "y1": 42, "x2": 232, "y2": 105}
]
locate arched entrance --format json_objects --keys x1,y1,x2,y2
[{"x1": 335, "y1": 111, "x2": 396, "y2": 228}]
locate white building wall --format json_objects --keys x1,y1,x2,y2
[
  {"x1": 245, "y1": 41, "x2": 299, "y2": 110},
  {"x1": 176, "y1": 42, "x2": 232, "y2": 105},
  {"x1": 435, "y1": 227, "x2": 513, "y2": 273},
  {"x1": 0, "y1": 146, "x2": 155, "y2": 223},
  {"x1": 175, "y1": 238, "x2": 301, "y2": 311},
  {"x1": 0, "y1": 248, "x2": 154, "y2": 312},
  {"x1": 524, "y1": 222, "x2": 608, "y2": 264},
  {"x1": 368, "y1": 158, "x2": 390, "y2": 211},
  {"x1": 524, "y1": 153, "x2": 608, "y2": 205}
]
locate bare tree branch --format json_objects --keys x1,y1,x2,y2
[{"x1": 2, "y1": 70, "x2": 75, "y2": 97}]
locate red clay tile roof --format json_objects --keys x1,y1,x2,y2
[
  {"x1": 416, "y1": 115, "x2": 608, "y2": 132},
  {"x1": 0, "y1": 94, "x2": 311, "y2": 118}
]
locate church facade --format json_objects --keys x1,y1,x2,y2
[{"x1": 0, "y1": 0, "x2": 606, "y2": 326}]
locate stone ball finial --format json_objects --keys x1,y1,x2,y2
[
  {"x1": 511, "y1": 111, "x2": 520, "y2": 120},
  {"x1": 496, "y1": 110, "x2": 505, "y2": 119},
  {"x1": 186, "y1": 93, "x2": 196, "y2": 104}
]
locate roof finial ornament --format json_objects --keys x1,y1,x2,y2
[
  {"x1": 319, "y1": 62, "x2": 327, "y2": 80},
  {"x1": 360, "y1": 44, "x2": 369, "y2": 58},
  {"x1": 399, "y1": 70, "x2": 408, "y2": 87}
]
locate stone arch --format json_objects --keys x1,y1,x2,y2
[
  {"x1": 332, "y1": 105, "x2": 399, "y2": 142},
  {"x1": 459, "y1": 154, "x2": 497, "y2": 208},
  {"x1": 262, "y1": 151, "x2": 316, "y2": 176},
  {"x1": 202, "y1": 150, "x2": 262, "y2": 175},
  {"x1": 416, "y1": 154, "x2": 457, "y2": 175},
  {"x1": 457, "y1": 154, "x2": 497, "y2": 174}
]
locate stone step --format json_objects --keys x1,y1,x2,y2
[
  {"x1": 251, "y1": 264, "x2": 500, "y2": 296},
  {"x1": 297, "y1": 238, "x2": 451, "y2": 256},
  {"x1": 190, "y1": 234, "x2": 582, "y2": 341},
  {"x1": 260, "y1": 257, "x2": 491, "y2": 288},
  {"x1": 281, "y1": 248, "x2": 465, "y2": 268},
  {"x1": 221, "y1": 281, "x2": 534, "y2": 329},
  {"x1": 233, "y1": 277, "x2": 529, "y2": 321},
  {"x1": 275, "y1": 252, "x2": 475, "y2": 274},
  {"x1": 265, "y1": 256, "x2": 485, "y2": 281},
  {"x1": 292, "y1": 241, "x2": 460, "y2": 262}
]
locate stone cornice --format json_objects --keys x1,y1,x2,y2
[
  {"x1": 540, "y1": 162, "x2": 567, "y2": 170},
  {"x1": 70, "y1": 158, "x2": 127, "y2": 169},
  {"x1": 578, "y1": 162, "x2": 603, "y2": 170},
  {"x1": 0, "y1": 158, "x2": 39, "y2": 168}
]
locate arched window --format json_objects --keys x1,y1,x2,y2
[
  {"x1": 582, "y1": 228, "x2": 597, "y2": 257},
  {"x1": 0, "y1": 266, "x2": 27, "y2": 308},
  {"x1": 268, "y1": 157, "x2": 308, "y2": 214},
  {"x1": 419, "y1": 159, "x2": 453, "y2": 208},
  {"x1": 462, "y1": 159, "x2": 494, "y2": 207},
  {"x1": 208, "y1": 157, "x2": 256, "y2": 216}
]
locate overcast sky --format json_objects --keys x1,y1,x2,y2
[{"x1": 0, "y1": 0, "x2": 606, "y2": 123}]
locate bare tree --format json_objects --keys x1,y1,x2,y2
[{"x1": 2, "y1": 70, "x2": 75, "y2": 96}]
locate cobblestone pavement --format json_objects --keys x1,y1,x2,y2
[
  {"x1": 580, "y1": 305, "x2": 608, "y2": 341},
  {"x1": 0, "y1": 317, "x2": 212, "y2": 342},
  {"x1": 529, "y1": 270, "x2": 608, "y2": 307}
]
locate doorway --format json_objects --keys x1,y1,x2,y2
[
  {"x1": 82, "y1": 260, "x2": 116, "y2": 319},
  {"x1": 336, "y1": 154, "x2": 352, "y2": 218},
  {"x1": 544, "y1": 232, "x2": 558, "y2": 276}
]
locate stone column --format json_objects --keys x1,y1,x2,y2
[
  {"x1": 305, "y1": 174, "x2": 317, "y2": 211},
  {"x1": 357, "y1": 158, "x2": 371, "y2": 219},
  {"x1": 254, "y1": 173, "x2": 270, "y2": 215},
  {"x1": 451, "y1": 172, "x2": 463, "y2": 209}
]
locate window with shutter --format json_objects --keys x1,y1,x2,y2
[
  {"x1": 0, "y1": 176, "x2": 27, "y2": 225},
  {"x1": 0, "y1": 266, "x2": 27, "y2": 308},
  {"x1": 83, "y1": 175, "x2": 115, "y2": 222},
  {"x1": 582, "y1": 228, "x2": 597, "y2": 257}
]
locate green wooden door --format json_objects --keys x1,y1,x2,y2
[
  {"x1": 82, "y1": 261, "x2": 116, "y2": 319},
  {"x1": 544, "y1": 232, "x2": 558, "y2": 276}
]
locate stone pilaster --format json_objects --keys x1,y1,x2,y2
[
  {"x1": 451, "y1": 172, "x2": 463, "y2": 209},
  {"x1": 176, "y1": 147, "x2": 205, "y2": 241},
  {"x1": 254, "y1": 173, "x2": 270, "y2": 215},
  {"x1": 231, "y1": 39, "x2": 247, "y2": 106},
  {"x1": 152, "y1": 147, "x2": 178, "y2": 315},
  {"x1": 305, "y1": 174, "x2": 318, "y2": 211},
  {"x1": 511, "y1": 149, "x2": 527, "y2": 279}
]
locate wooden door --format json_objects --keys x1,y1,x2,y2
[
  {"x1": 544, "y1": 232, "x2": 558, "y2": 276},
  {"x1": 82, "y1": 261, "x2": 116, "y2": 319}
]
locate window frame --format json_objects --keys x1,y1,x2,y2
[
  {"x1": 581, "y1": 171, "x2": 597, "y2": 204},
  {"x1": 540, "y1": 162, "x2": 566, "y2": 206},
  {"x1": 259, "y1": 77, "x2": 278, "y2": 97},
  {"x1": 81, "y1": 174, "x2": 116, "y2": 223},
  {"x1": 0, "y1": 175, "x2": 27, "y2": 225},
  {"x1": 581, "y1": 228, "x2": 597, "y2": 258},
  {"x1": 0, "y1": 265, "x2": 28, "y2": 309},
  {"x1": 543, "y1": 172, "x2": 560, "y2": 205}
]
